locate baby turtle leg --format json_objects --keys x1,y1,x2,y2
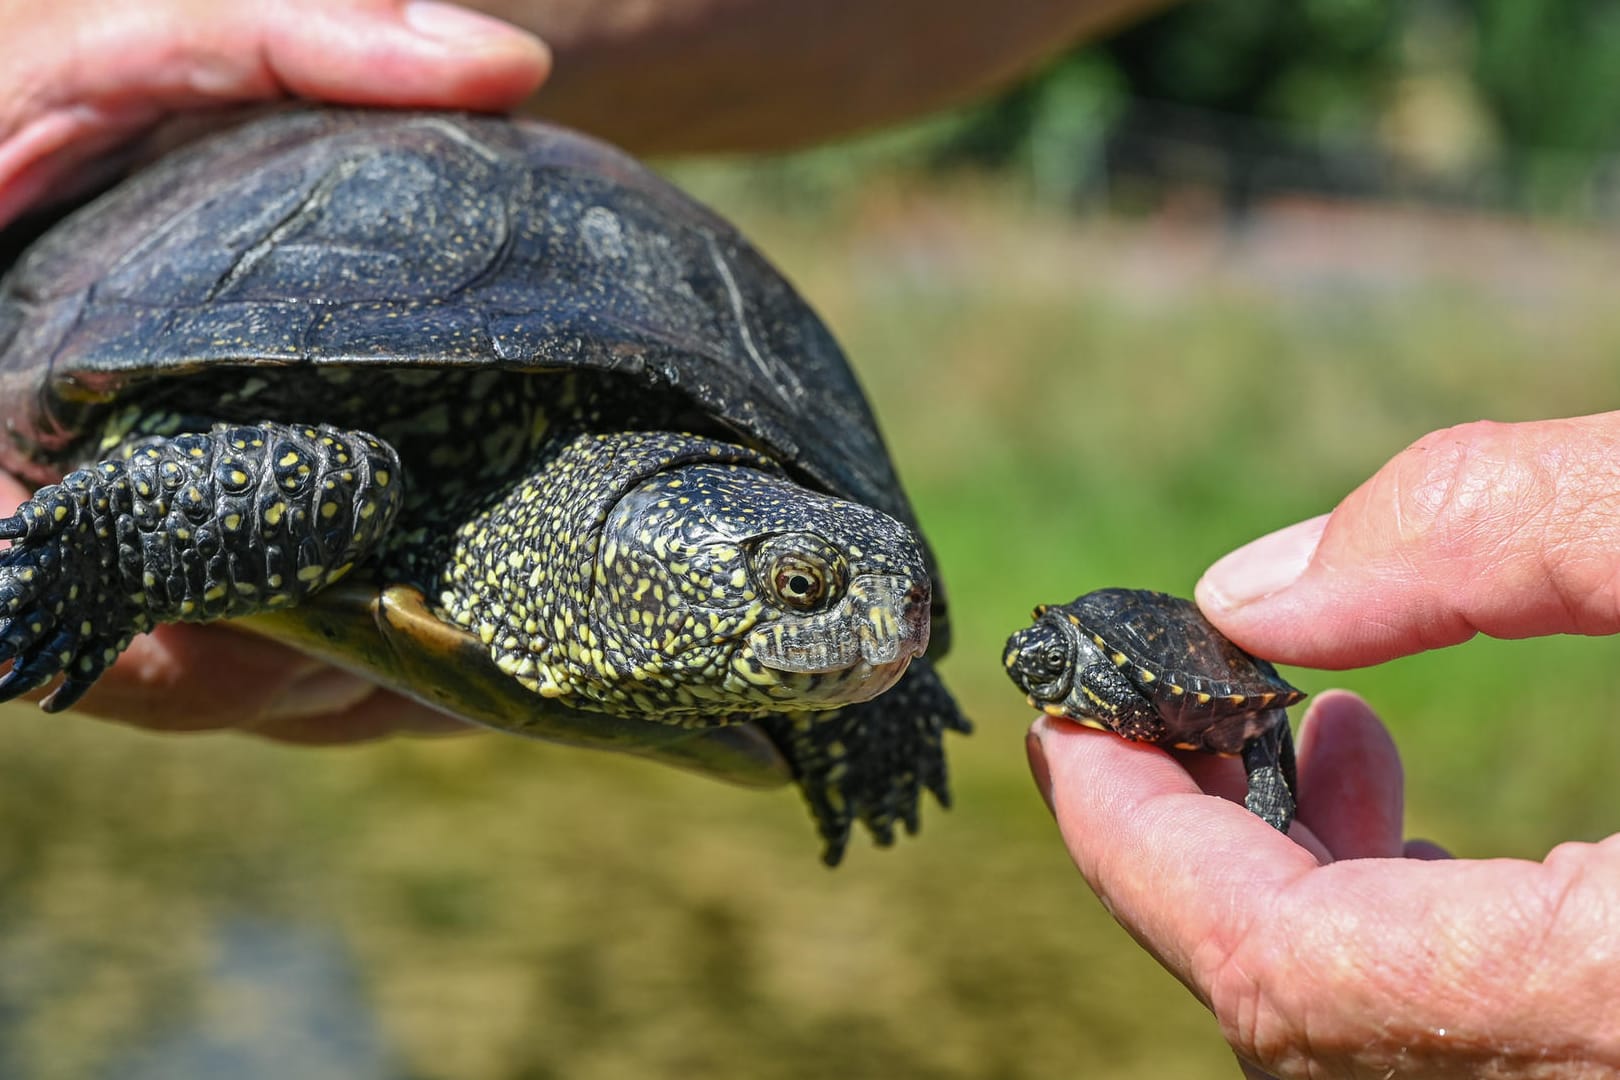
[
  {"x1": 759, "y1": 657, "x2": 969, "y2": 866},
  {"x1": 1240, "y1": 718, "x2": 1297, "y2": 833},
  {"x1": 0, "y1": 422, "x2": 402, "y2": 710},
  {"x1": 1072, "y1": 662, "x2": 1171, "y2": 744}
]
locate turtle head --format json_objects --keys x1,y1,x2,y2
[
  {"x1": 595, "y1": 462, "x2": 931, "y2": 715},
  {"x1": 1003, "y1": 611, "x2": 1080, "y2": 708}
]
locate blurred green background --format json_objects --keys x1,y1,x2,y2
[{"x1": 8, "y1": 1, "x2": 1620, "y2": 1076}]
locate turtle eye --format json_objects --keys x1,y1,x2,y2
[
  {"x1": 770, "y1": 554, "x2": 829, "y2": 610},
  {"x1": 751, "y1": 533, "x2": 846, "y2": 612}
]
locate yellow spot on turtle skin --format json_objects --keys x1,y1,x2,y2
[
  {"x1": 320, "y1": 501, "x2": 338, "y2": 520},
  {"x1": 296, "y1": 565, "x2": 326, "y2": 583},
  {"x1": 1138, "y1": 668, "x2": 1157, "y2": 683},
  {"x1": 1227, "y1": 694, "x2": 1247, "y2": 707},
  {"x1": 263, "y1": 502, "x2": 286, "y2": 527},
  {"x1": 1077, "y1": 717, "x2": 1109, "y2": 732},
  {"x1": 358, "y1": 502, "x2": 376, "y2": 520},
  {"x1": 1168, "y1": 683, "x2": 1185, "y2": 696},
  {"x1": 1080, "y1": 685, "x2": 1110, "y2": 710},
  {"x1": 223, "y1": 514, "x2": 243, "y2": 532},
  {"x1": 203, "y1": 585, "x2": 227, "y2": 602},
  {"x1": 179, "y1": 600, "x2": 196, "y2": 616},
  {"x1": 1110, "y1": 652, "x2": 1128, "y2": 667},
  {"x1": 278, "y1": 451, "x2": 301, "y2": 467},
  {"x1": 375, "y1": 470, "x2": 391, "y2": 488},
  {"x1": 229, "y1": 470, "x2": 248, "y2": 487},
  {"x1": 1173, "y1": 742, "x2": 1200, "y2": 751},
  {"x1": 1042, "y1": 703, "x2": 1069, "y2": 717},
  {"x1": 52, "y1": 504, "x2": 68, "y2": 523},
  {"x1": 1255, "y1": 693, "x2": 1276, "y2": 708},
  {"x1": 188, "y1": 446, "x2": 205, "y2": 458},
  {"x1": 267, "y1": 574, "x2": 284, "y2": 589},
  {"x1": 1196, "y1": 692, "x2": 1212, "y2": 704}
]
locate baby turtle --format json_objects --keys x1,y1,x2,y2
[
  {"x1": 1004, "y1": 588, "x2": 1303, "y2": 831},
  {"x1": 0, "y1": 109, "x2": 969, "y2": 864}
]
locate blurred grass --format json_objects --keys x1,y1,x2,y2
[{"x1": 5, "y1": 177, "x2": 1620, "y2": 1078}]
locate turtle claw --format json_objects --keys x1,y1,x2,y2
[
  {"x1": 0, "y1": 626, "x2": 75, "y2": 704},
  {"x1": 762, "y1": 657, "x2": 969, "y2": 865},
  {"x1": 1243, "y1": 764, "x2": 1296, "y2": 833},
  {"x1": 1241, "y1": 721, "x2": 1298, "y2": 834},
  {"x1": 0, "y1": 471, "x2": 142, "y2": 709}
]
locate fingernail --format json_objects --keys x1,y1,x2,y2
[
  {"x1": 1201, "y1": 513, "x2": 1329, "y2": 610},
  {"x1": 1025, "y1": 723, "x2": 1055, "y2": 816},
  {"x1": 403, "y1": 1, "x2": 534, "y2": 44},
  {"x1": 263, "y1": 667, "x2": 376, "y2": 721}
]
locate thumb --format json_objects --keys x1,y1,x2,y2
[{"x1": 1196, "y1": 414, "x2": 1620, "y2": 668}]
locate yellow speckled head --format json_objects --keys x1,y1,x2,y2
[{"x1": 440, "y1": 429, "x2": 933, "y2": 723}]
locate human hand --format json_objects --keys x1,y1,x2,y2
[
  {"x1": 1028, "y1": 693, "x2": 1620, "y2": 1079},
  {"x1": 1030, "y1": 414, "x2": 1620, "y2": 1076},
  {"x1": 0, "y1": 0, "x2": 549, "y2": 229}
]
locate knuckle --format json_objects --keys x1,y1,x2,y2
[
  {"x1": 1370, "y1": 417, "x2": 1620, "y2": 632},
  {"x1": 1380, "y1": 420, "x2": 1529, "y2": 550}
]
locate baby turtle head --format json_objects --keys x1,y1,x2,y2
[
  {"x1": 1003, "y1": 606, "x2": 1082, "y2": 709},
  {"x1": 594, "y1": 461, "x2": 931, "y2": 716}
]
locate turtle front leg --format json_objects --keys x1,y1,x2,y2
[
  {"x1": 0, "y1": 423, "x2": 402, "y2": 710},
  {"x1": 759, "y1": 656, "x2": 970, "y2": 866},
  {"x1": 1240, "y1": 718, "x2": 1297, "y2": 833}
]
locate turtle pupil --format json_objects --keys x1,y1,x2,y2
[{"x1": 789, "y1": 574, "x2": 812, "y2": 596}]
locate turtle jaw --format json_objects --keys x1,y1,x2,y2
[{"x1": 745, "y1": 573, "x2": 930, "y2": 707}]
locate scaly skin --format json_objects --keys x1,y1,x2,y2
[{"x1": 0, "y1": 422, "x2": 400, "y2": 710}]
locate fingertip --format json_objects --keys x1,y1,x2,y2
[
  {"x1": 1295, "y1": 690, "x2": 1407, "y2": 860},
  {"x1": 1025, "y1": 721, "x2": 1055, "y2": 816},
  {"x1": 1404, "y1": 838, "x2": 1453, "y2": 861},
  {"x1": 394, "y1": 1, "x2": 552, "y2": 100},
  {"x1": 262, "y1": 1, "x2": 550, "y2": 111},
  {"x1": 1196, "y1": 514, "x2": 1327, "y2": 617}
]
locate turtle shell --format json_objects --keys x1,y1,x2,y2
[
  {"x1": 1063, "y1": 589, "x2": 1301, "y2": 718},
  {"x1": 0, "y1": 108, "x2": 945, "y2": 649},
  {"x1": 0, "y1": 109, "x2": 959, "y2": 794}
]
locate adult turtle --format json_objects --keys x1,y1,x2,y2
[
  {"x1": 0, "y1": 108, "x2": 968, "y2": 864},
  {"x1": 1004, "y1": 588, "x2": 1301, "y2": 831}
]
